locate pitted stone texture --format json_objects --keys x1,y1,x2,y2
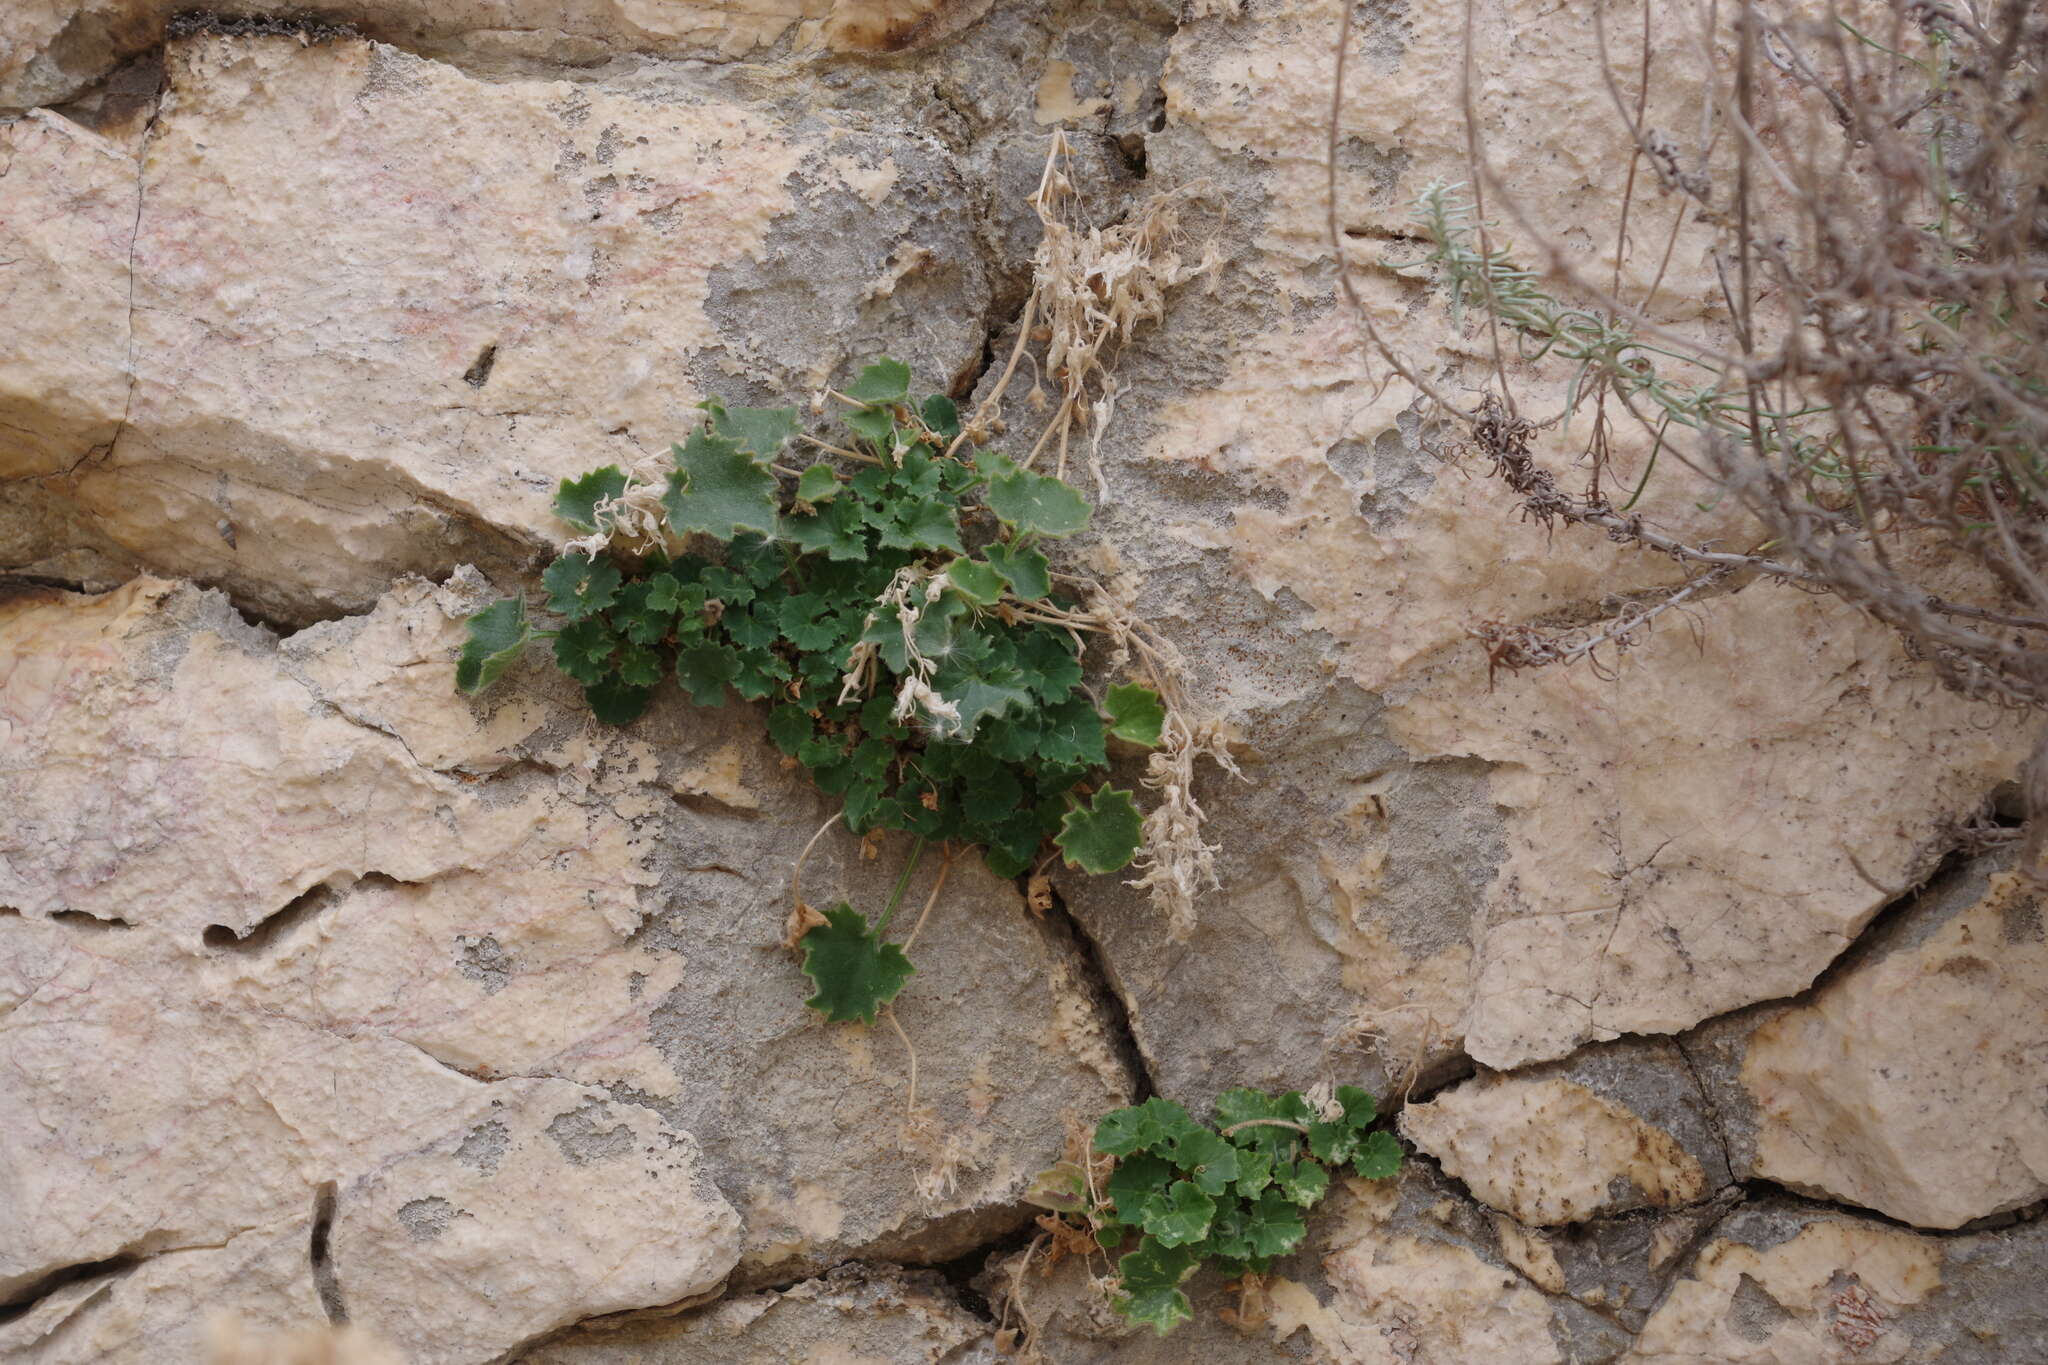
[
  {"x1": 1, "y1": 2, "x2": 1008, "y2": 109},
  {"x1": 1399, "y1": 1039, "x2": 1730, "y2": 1226},
  {"x1": 514, "y1": 1263, "x2": 999, "y2": 1363},
  {"x1": 331, "y1": 1083, "x2": 741, "y2": 1364},
  {"x1": 0, "y1": 574, "x2": 1130, "y2": 1354},
  {"x1": 0, "y1": 577, "x2": 649, "y2": 947},
  {"x1": 0, "y1": 112, "x2": 132, "y2": 481},
  {"x1": 0, "y1": 1220, "x2": 330, "y2": 1365},
  {"x1": 4, "y1": 32, "x2": 998, "y2": 622},
  {"x1": 1628, "y1": 1200, "x2": 2048, "y2": 1364},
  {"x1": 1025, "y1": 0, "x2": 2021, "y2": 1113},
  {"x1": 1684, "y1": 855, "x2": 2048, "y2": 1230}
]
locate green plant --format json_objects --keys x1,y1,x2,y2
[
  {"x1": 1027, "y1": 1087, "x2": 1403, "y2": 1335},
  {"x1": 455, "y1": 359, "x2": 1168, "y2": 1021}
]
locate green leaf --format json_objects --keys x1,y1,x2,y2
[
  {"x1": 1018, "y1": 629, "x2": 1083, "y2": 701},
  {"x1": 799, "y1": 902, "x2": 915, "y2": 1024},
  {"x1": 984, "y1": 541, "x2": 1051, "y2": 600},
  {"x1": 1037, "y1": 696, "x2": 1108, "y2": 769},
  {"x1": 1056, "y1": 786, "x2": 1142, "y2": 875},
  {"x1": 945, "y1": 558, "x2": 1005, "y2": 606},
  {"x1": 552, "y1": 466, "x2": 628, "y2": 532},
  {"x1": 1095, "y1": 1098, "x2": 1200, "y2": 1157},
  {"x1": 542, "y1": 553, "x2": 623, "y2": 621},
  {"x1": 982, "y1": 453, "x2": 1091, "y2": 536},
  {"x1": 783, "y1": 498, "x2": 870, "y2": 561},
  {"x1": 960, "y1": 764, "x2": 1023, "y2": 825},
  {"x1": 1107, "y1": 1153, "x2": 1173, "y2": 1216},
  {"x1": 674, "y1": 641, "x2": 740, "y2": 705},
  {"x1": 1353, "y1": 1130, "x2": 1404, "y2": 1180},
  {"x1": 731, "y1": 647, "x2": 789, "y2": 701},
  {"x1": 1274, "y1": 1158, "x2": 1330, "y2": 1207},
  {"x1": 552, "y1": 619, "x2": 618, "y2": 685},
  {"x1": 616, "y1": 642, "x2": 663, "y2": 687},
  {"x1": 700, "y1": 398, "x2": 798, "y2": 458},
  {"x1": 880, "y1": 498, "x2": 965, "y2": 554},
  {"x1": 1104, "y1": 682, "x2": 1166, "y2": 747},
  {"x1": 725, "y1": 601, "x2": 781, "y2": 650},
  {"x1": 1232, "y1": 1146, "x2": 1275, "y2": 1197},
  {"x1": 1245, "y1": 1189, "x2": 1309, "y2": 1257},
  {"x1": 844, "y1": 407, "x2": 898, "y2": 448},
  {"x1": 795, "y1": 463, "x2": 841, "y2": 503},
  {"x1": 645, "y1": 572, "x2": 699, "y2": 616},
  {"x1": 777, "y1": 593, "x2": 844, "y2": 652},
  {"x1": 1216, "y1": 1089, "x2": 1313, "y2": 1156},
  {"x1": 768, "y1": 704, "x2": 815, "y2": 754},
  {"x1": 1138, "y1": 1180, "x2": 1214, "y2": 1248},
  {"x1": 845, "y1": 357, "x2": 911, "y2": 405},
  {"x1": 1336, "y1": 1085, "x2": 1379, "y2": 1129},
  {"x1": 583, "y1": 676, "x2": 653, "y2": 725},
  {"x1": 1169, "y1": 1129, "x2": 1242, "y2": 1196},
  {"x1": 1115, "y1": 1239, "x2": 1198, "y2": 1335},
  {"x1": 920, "y1": 394, "x2": 961, "y2": 438},
  {"x1": 1022, "y1": 1161, "x2": 1090, "y2": 1215},
  {"x1": 663, "y1": 430, "x2": 782, "y2": 540},
  {"x1": 455, "y1": 598, "x2": 533, "y2": 694}
]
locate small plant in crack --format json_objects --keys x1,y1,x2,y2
[
  {"x1": 1021, "y1": 1086, "x2": 1403, "y2": 1336},
  {"x1": 455, "y1": 359, "x2": 1215, "y2": 1021}
]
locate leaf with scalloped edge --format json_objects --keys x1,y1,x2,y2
[
  {"x1": 542, "y1": 553, "x2": 622, "y2": 621},
  {"x1": 981, "y1": 453, "x2": 1091, "y2": 536},
  {"x1": 796, "y1": 463, "x2": 841, "y2": 504},
  {"x1": 1353, "y1": 1130, "x2": 1403, "y2": 1180},
  {"x1": 663, "y1": 430, "x2": 781, "y2": 539},
  {"x1": 1056, "y1": 786, "x2": 1142, "y2": 875},
  {"x1": 1095, "y1": 1098, "x2": 1201, "y2": 1157},
  {"x1": 583, "y1": 676, "x2": 652, "y2": 725},
  {"x1": 945, "y1": 558, "x2": 1005, "y2": 606},
  {"x1": 1104, "y1": 682, "x2": 1165, "y2": 747},
  {"x1": 699, "y1": 398, "x2": 798, "y2": 458},
  {"x1": 1114, "y1": 1238, "x2": 1198, "y2": 1336},
  {"x1": 455, "y1": 597, "x2": 533, "y2": 694},
  {"x1": 845, "y1": 357, "x2": 911, "y2": 405},
  {"x1": 983, "y1": 540, "x2": 1051, "y2": 600},
  {"x1": 674, "y1": 640, "x2": 740, "y2": 706},
  {"x1": 799, "y1": 902, "x2": 914, "y2": 1024},
  {"x1": 553, "y1": 466, "x2": 628, "y2": 533}
]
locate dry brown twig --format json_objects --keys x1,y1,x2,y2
[{"x1": 1327, "y1": 0, "x2": 2048, "y2": 860}]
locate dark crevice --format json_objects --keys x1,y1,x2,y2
[
  {"x1": 165, "y1": 13, "x2": 360, "y2": 44},
  {"x1": 46, "y1": 908, "x2": 135, "y2": 932},
  {"x1": 309, "y1": 1181, "x2": 347, "y2": 1325},
  {"x1": 927, "y1": 1222, "x2": 1037, "y2": 1323},
  {"x1": 462, "y1": 343, "x2": 499, "y2": 388},
  {"x1": 0, "y1": 1255, "x2": 139, "y2": 1321},
  {"x1": 1727, "y1": 1176, "x2": 2048, "y2": 1240},
  {"x1": 1030, "y1": 880, "x2": 1154, "y2": 1100},
  {"x1": 202, "y1": 880, "x2": 342, "y2": 954}
]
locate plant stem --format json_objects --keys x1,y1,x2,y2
[
  {"x1": 1219, "y1": 1118, "x2": 1311, "y2": 1138},
  {"x1": 874, "y1": 835, "x2": 928, "y2": 937}
]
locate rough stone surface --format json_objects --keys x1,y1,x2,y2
[
  {"x1": 1629, "y1": 1200, "x2": 2048, "y2": 1363},
  {"x1": 2, "y1": 0, "x2": 2044, "y2": 1361},
  {"x1": 0, "y1": 575, "x2": 1128, "y2": 1356},
  {"x1": 514, "y1": 1263, "x2": 999, "y2": 1363},
  {"x1": 1400, "y1": 1039, "x2": 1731, "y2": 1226},
  {"x1": 1682, "y1": 855, "x2": 2048, "y2": 1230}
]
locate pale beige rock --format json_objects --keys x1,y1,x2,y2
[
  {"x1": 1628, "y1": 1209, "x2": 1945, "y2": 1364},
  {"x1": 331, "y1": 1081, "x2": 742, "y2": 1364},
  {"x1": 0, "y1": 111, "x2": 133, "y2": 480},
  {"x1": 0, "y1": 2, "x2": 831, "y2": 108},
  {"x1": 1047, "y1": 0, "x2": 2023, "y2": 1101},
  {"x1": 0, "y1": 574, "x2": 1130, "y2": 1355},
  {"x1": 1739, "y1": 867, "x2": 2048, "y2": 1229},
  {"x1": 0, "y1": 577, "x2": 649, "y2": 947},
  {"x1": 6, "y1": 32, "x2": 996, "y2": 621},
  {"x1": 514, "y1": 1263, "x2": 998, "y2": 1363},
  {"x1": 0, "y1": 1220, "x2": 330, "y2": 1365},
  {"x1": 1403, "y1": 1074, "x2": 1707, "y2": 1227}
]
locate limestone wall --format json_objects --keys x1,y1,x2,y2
[{"x1": 2, "y1": 2, "x2": 2040, "y2": 1362}]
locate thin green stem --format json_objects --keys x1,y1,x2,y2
[{"x1": 874, "y1": 835, "x2": 928, "y2": 937}]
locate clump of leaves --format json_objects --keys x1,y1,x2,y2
[
  {"x1": 455, "y1": 358, "x2": 1169, "y2": 1021},
  {"x1": 1028, "y1": 1087, "x2": 1403, "y2": 1335}
]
